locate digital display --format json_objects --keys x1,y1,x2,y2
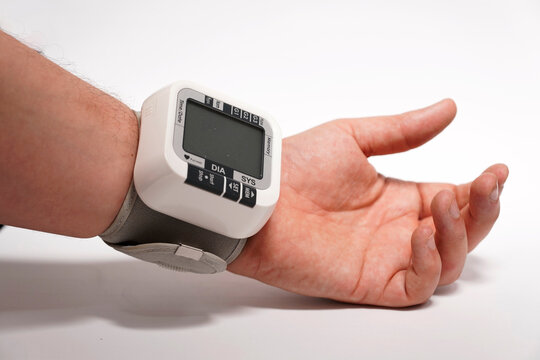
[{"x1": 183, "y1": 100, "x2": 264, "y2": 179}]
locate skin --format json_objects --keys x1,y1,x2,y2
[
  {"x1": 0, "y1": 31, "x2": 137, "y2": 237},
  {"x1": 228, "y1": 100, "x2": 509, "y2": 307},
  {"x1": 0, "y1": 31, "x2": 509, "y2": 307}
]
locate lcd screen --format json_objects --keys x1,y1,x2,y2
[{"x1": 183, "y1": 100, "x2": 264, "y2": 179}]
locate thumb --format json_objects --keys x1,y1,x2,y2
[{"x1": 341, "y1": 98, "x2": 457, "y2": 157}]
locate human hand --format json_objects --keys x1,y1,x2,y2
[{"x1": 228, "y1": 99, "x2": 509, "y2": 307}]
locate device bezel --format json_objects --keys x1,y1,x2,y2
[{"x1": 173, "y1": 88, "x2": 274, "y2": 190}]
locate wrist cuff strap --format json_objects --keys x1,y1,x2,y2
[
  {"x1": 100, "y1": 183, "x2": 246, "y2": 274},
  {"x1": 99, "y1": 111, "x2": 246, "y2": 274}
]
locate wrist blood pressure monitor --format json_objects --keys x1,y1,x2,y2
[{"x1": 100, "y1": 81, "x2": 281, "y2": 274}]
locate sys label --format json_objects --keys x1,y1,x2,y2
[{"x1": 241, "y1": 175, "x2": 256, "y2": 186}]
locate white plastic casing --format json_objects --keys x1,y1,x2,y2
[{"x1": 133, "y1": 81, "x2": 282, "y2": 239}]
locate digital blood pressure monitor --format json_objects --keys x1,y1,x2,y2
[{"x1": 100, "y1": 81, "x2": 281, "y2": 274}]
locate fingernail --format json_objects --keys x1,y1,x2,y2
[
  {"x1": 449, "y1": 199, "x2": 460, "y2": 219},
  {"x1": 489, "y1": 183, "x2": 499, "y2": 201},
  {"x1": 427, "y1": 235, "x2": 436, "y2": 251}
]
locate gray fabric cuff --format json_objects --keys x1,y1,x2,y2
[
  {"x1": 99, "y1": 111, "x2": 246, "y2": 274},
  {"x1": 100, "y1": 182, "x2": 246, "y2": 274}
]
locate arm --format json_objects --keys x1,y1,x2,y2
[
  {"x1": 0, "y1": 30, "x2": 508, "y2": 307},
  {"x1": 0, "y1": 31, "x2": 138, "y2": 237}
]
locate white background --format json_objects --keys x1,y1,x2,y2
[{"x1": 1, "y1": 1, "x2": 539, "y2": 359}]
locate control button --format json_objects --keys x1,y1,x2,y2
[
  {"x1": 239, "y1": 185, "x2": 257, "y2": 208},
  {"x1": 242, "y1": 110, "x2": 251, "y2": 122},
  {"x1": 205, "y1": 160, "x2": 233, "y2": 178},
  {"x1": 223, "y1": 178, "x2": 241, "y2": 201},
  {"x1": 185, "y1": 165, "x2": 224, "y2": 195},
  {"x1": 251, "y1": 114, "x2": 260, "y2": 125}
]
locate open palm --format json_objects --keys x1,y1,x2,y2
[{"x1": 229, "y1": 99, "x2": 508, "y2": 307}]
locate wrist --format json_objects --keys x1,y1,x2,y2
[
  {"x1": 226, "y1": 223, "x2": 267, "y2": 277},
  {"x1": 89, "y1": 106, "x2": 139, "y2": 237}
]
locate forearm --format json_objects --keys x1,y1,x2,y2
[{"x1": 0, "y1": 31, "x2": 138, "y2": 237}]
